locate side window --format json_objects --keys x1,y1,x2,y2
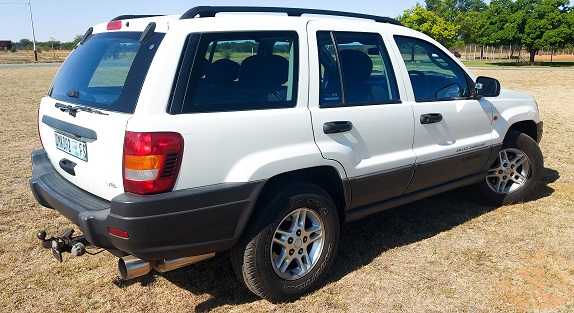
[
  {"x1": 317, "y1": 31, "x2": 399, "y2": 107},
  {"x1": 394, "y1": 36, "x2": 470, "y2": 102},
  {"x1": 179, "y1": 31, "x2": 298, "y2": 113}
]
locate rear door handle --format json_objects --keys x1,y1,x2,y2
[
  {"x1": 323, "y1": 121, "x2": 353, "y2": 134},
  {"x1": 420, "y1": 113, "x2": 443, "y2": 124}
]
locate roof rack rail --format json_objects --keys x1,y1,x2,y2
[
  {"x1": 111, "y1": 15, "x2": 164, "y2": 21},
  {"x1": 179, "y1": 6, "x2": 402, "y2": 26}
]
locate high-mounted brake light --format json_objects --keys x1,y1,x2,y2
[
  {"x1": 107, "y1": 20, "x2": 122, "y2": 30},
  {"x1": 123, "y1": 132, "x2": 184, "y2": 195}
]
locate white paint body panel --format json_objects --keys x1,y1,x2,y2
[
  {"x1": 38, "y1": 97, "x2": 130, "y2": 201},
  {"x1": 37, "y1": 12, "x2": 541, "y2": 199}
]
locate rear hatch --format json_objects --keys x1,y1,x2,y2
[{"x1": 38, "y1": 27, "x2": 165, "y2": 201}]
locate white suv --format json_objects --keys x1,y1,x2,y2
[{"x1": 30, "y1": 6, "x2": 543, "y2": 302}]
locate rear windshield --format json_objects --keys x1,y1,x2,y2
[{"x1": 49, "y1": 32, "x2": 164, "y2": 113}]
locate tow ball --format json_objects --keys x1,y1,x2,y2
[{"x1": 36, "y1": 228, "x2": 90, "y2": 262}]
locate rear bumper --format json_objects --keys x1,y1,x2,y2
[{"x1": 29, "y1": 149, "x2": 264, "y2": 260}]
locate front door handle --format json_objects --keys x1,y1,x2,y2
[
  {"x1": 420, "y1": 113, "x2": 443, "y2": 124},
  {"x1": 323, "y1": 121, "x2": 353, "y2": 134}
]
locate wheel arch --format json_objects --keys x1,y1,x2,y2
[
  {"x1": 508, "y1": 120, "x2": 538, "y2": 142},
  {"x1": 255, "y1": 166, "x2": 349, "y2": 222}
]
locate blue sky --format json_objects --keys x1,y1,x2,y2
[{"x1": 0, "y1": 0, "x2": 423, "y2": 42}]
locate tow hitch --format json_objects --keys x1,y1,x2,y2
[{"x1": 36, "y1": 228, "x2": 93, "y2": 262}]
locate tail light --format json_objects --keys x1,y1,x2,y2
[{"x1": 123, "y1": 131, "x2": 183, "y2": 195}]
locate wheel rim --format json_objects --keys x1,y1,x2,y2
[
  {"x1": 270, "y1": 207, "x2": 324, "y2": 280},
  {"x1": 486, "y1": 147, "x2": 531, "y2": 194}
]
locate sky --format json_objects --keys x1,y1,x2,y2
[{"x1": 0, "y1": 0, "x2": 423, "y2": 42}]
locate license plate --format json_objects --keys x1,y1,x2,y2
[{"x1": 55, "y1": 132, "x2": 88, "y2": 161}]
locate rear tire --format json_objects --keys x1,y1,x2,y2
[
  {"x1": 472, "y1": 130, "x2": 543, "y2": 206},
  {"x1": 230, "y1": 182, "x2": 339, "y2": 302}
]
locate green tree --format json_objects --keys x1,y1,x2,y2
[
  {"x1": 61, "y1": 35, "x2": 83, "y2": 50},
  {"x1": 521, "y1": 0, "x2": 572, "y2": 63},
  {"x1": 478, "y1": 0, "x2": 522, "y2": 47},
  {"x1": 426, "y1": 0, "x2": 487, "y2": 22},
  {"x1": 475, "y1": 0, "x2": 573, "y2": 63},
  {"x1": 456, "y1": 9, "x2": 487, "y2": 44},
  {"x1": 18, "y1": 38, "x2": 33, "y2": 50},
  {"x1": 425, "y1": 0, "x2": 488, "y2": 44},
  {"x1": 398, "y1": 4, "x2": 461, "y2": 48}
]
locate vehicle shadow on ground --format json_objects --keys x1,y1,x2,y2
[
  {"x1": 327, "y1": 167, "x2": 558, "y2": 285},
  {"x1": 114, "y1": 167, "x2": 558, "y2": 311}
]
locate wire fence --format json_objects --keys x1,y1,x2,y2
[{"x1": 458, "y1": 45, "x2": 574, "y2": 62}]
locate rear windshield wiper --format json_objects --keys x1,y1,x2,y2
[
  {"x1": 55, "y1": 103, "x2": 109, "y2": 117},
  {"x1": 66, "y1": 90, "x2": 80, "y2": 98}
]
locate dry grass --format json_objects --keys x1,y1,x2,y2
[
  {"x1": 0, "y1": 66, "x2": 572, "y2": 312},
  {"x1": 0, "y1": 50, "x2": 70, "y2": 64}
]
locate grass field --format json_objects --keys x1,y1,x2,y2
[
  {"x1": 0, "y1": 50, "x2": 70, "y2": 64},
  {"x1": 0, "y1": 66, "x2": 572, "y2": 312}
]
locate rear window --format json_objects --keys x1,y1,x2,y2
[{"x1": 49, "y1": 32, "x2": 164, "y2": 113}]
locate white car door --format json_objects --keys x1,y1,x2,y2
[
  {"x1": 307, "y1": 22, "x2": 416, "y2": 209},
  {"x1": 389, "y1": 35, "x2": 494, "y2": 194}
]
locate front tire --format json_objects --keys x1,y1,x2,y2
[
  {"x1": 230, "y1": 182, "x2": 339, "y2": 302},
  {"x1": 472, "y1": 130, "x2": 543, "y2": 206}
]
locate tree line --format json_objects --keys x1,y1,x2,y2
[
  {"x1": 399, "y1": 0, "x2": 574, "y2": 63},
  {"x1": 10, "y1": 35, "x2": 83, "y2": 52},
  {"x1": 11, "y1": 0, "x2": 573, "y2": 63}
]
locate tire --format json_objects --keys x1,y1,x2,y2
[
  {"x1": 472, "y1": 130, "x2": 543, "y2": 206},
  {"x1": 230, "y1": 182, "x2": 340, "y2": 302}
]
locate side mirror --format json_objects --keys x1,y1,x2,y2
[{"x1": 475, "y1": 76, "x2": 501, "y2": 98}]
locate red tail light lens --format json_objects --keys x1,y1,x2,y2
[{"x1": 123, "y1": 132, "x2": 184, "y2": 195}]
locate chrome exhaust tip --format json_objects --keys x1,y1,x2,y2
[
  {"x1": 118, "y1": 255, "x2": 153, "y2": 280},
  {"x1": 154, "y1": 254, "x2": 215, "y2": 273},
  {"x1": 119, "y1": 253, "x2": 215, "y2": 280}
]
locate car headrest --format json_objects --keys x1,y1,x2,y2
[
  {"x1": 205, "y1": 59, "x2": 240, "y2": 84},
  {"x1": 339, "y1": 49, "x2": 373, "y2": 86},
  {"x1": 239, "y1": 55, "x2": 289, "y2": 88}
]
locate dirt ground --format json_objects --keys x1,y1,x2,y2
[
  {"x1": 535, "y1": 54, "x2": 574, "y2": 61},
  {"x1": 0, "y1": 66, "x2": 572, "y2": 312}
]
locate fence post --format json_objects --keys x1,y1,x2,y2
[{"x1": 473, "y1": 45, "x2": 477, "y2": 60}]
